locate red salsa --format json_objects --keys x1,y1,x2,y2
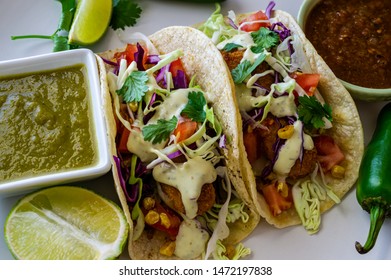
[{"x1": 305, "y1": 0, "x2": 391, "y2": 88}]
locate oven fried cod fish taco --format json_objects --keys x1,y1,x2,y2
[
  {"x1": 197, "y1": 2, "x2": 364, "y2": 233},
  {"x1": 96, "y1": 26, "x2": 259, "y2": 259}
]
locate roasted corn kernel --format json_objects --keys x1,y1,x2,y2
[
  {"x1": 142, "y1": 197, "x2": 155, "y2": 210},
  {"x1": 331, "y1": 165, "x2": 345, "y2": 179},
  {"x1": 145, "y1": 210, "x2": 160, "y2": 225},
  {"x1": 159, "y1": 213, "x2": 171, "y2": 229},
  {"x1": 278, "y1": 125, "x2": 294, "y2": 139},
  {"x1": 277, "y1": 181, "x2": 289, "y2": 198},
  {"x1": 128, "y1": 102, "x2": 138, "y2": 112},
  {"x1": 159, "y1": 241, "x2": 176, "y2": 257}
]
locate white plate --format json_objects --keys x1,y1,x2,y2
[{"x1": 1, "y1": 0, "x2": 390, "y2": 260}]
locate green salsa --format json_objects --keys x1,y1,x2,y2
[{"x1": 0, "y1": 64, "x2": 97, "y2": 183}]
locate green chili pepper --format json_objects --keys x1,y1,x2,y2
[
  {"x1": 355, "y1": 102, "x2": 391, "y2": 254},
  {"x1": 11, "y1": 0, "x2": 77, "y2": 52}
]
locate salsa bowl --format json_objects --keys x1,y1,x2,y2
[
  {"x1": 298, "y1": 0, "x2": 391, "y2": 101},
  {"x1": 0, "y1": 49, "x2": 111, "y2": 196}
]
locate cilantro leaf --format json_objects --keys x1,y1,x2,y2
[
  {"x1": 110, "y1": 0, "x2": 142, "y2": 31},
  {"x1": 250, "y1": 27, "x2": 280, "y2": 53},
  {"x1": 181, "y1": 91, "x2": 207, "y2": 123},
  {"x1": 116, "y1": 71, "x2": 148, "y2": 103},
  {"x1": 222, "y1": 43, "x2": 243, "y2": 52},
  {"x1": 231, "y1": 52, "x2": 266, "y2": 84},
  {"x1": 298, "y1": 95, "x2": 333, "y2": 129},
  {"x1": 142, "y1": 116, "x2": 178, "y2": 144}
]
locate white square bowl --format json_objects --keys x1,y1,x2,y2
[{"x1": 0, "y1": 49, "x2": 111, "y2": 196}]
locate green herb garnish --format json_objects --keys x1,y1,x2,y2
[
  {"x1": 222, "y1": 43, "x2": 243, "y2": 52},
  {"x1": 116, "y1": 71, "x2": 149, "y2": 103},
  {"x1": 298, "y1": 95, "x2": 333, "y2": 129},
  {"x1": 181, "y1": 91, "x2": 207, "y2": 123},
  {"x1": 231, "y1": 52, "x2": 266, "y2": 84},
  {"x1": 250, "y1": 27, "x2": 279, "y2": 53},
  {"x1": 110, "y1": 0, "x2": 142, "y2": 30},
  {"x1": 142, "y1": 116, "x2": 178, "y2": 144}
]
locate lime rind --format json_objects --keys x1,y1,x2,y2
[
  {"x1": 4, "y1": 186, "x2": 129, "y2": 260},
  {"x1": 68, "y1": 0, "x2": 112, "y2": 45}
]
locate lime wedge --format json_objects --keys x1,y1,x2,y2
[
  {"x1": 4, "y1": 186, "x2": 128, "y2": 260},
  {"x1": 68, "y1": 0, "x2": 112, "y2": 45}
]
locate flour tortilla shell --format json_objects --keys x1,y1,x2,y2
[
  {"x1": 234, "y1": 10, "x2": 364, "y2": 228},
  {"x1": 96, "y1": 26, "x2": 260, "y2": 259}
]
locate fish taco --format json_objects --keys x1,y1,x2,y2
[
  {"x1": 96, "y1": 26, "x2": 259, "y2": 259},
  {"x1": 198, "y1": 2, "x2": 364, "y2": 233}
]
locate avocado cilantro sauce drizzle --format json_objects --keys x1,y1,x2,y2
[
  {"x1": 104, "y1": 36, "x2": 250, "y2": 259},
  {"x1": 199, "y1": 2, "x2": 341, "y2": 234}
]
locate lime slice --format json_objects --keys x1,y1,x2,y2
[
  {"x1": 4, "y1": 186, "x2": 128, "y2": 260},
  {"x1": 68, "y1": 0, "x2": 112, "y2": 45}
]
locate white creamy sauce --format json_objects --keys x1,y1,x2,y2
[
  {"x1": 273, "y1": 121, "x2": 314, "y2": 176},
  {"x1": 242, "y1": 48, "x2": 262, "y2": 64},
  {"x1": 126, "y1": 130, "x2": 166, "y2": 163},
  {"x1": 126, "y1": 89, "x2": 192, "y2": 163},
  {"x1": 152, "y1": 156, "x2": 217, "y2": 219},
  {"x1": 269, "y1": 94, "x2": 297, "y2": 117},
  {"x1": 148, "y1": 88, "x2": 190, "y2": 124},
  {"x1": 174, "y1": 219, "x2": 210, "y2": 259}
]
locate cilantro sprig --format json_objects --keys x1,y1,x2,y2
[
  {"x1": 181, "y1": 91, "x2": 207, "y2": 123},
  {"x1": 142, "y1": 116, "x2": 178, "y2": 144},
  {"x1": 298, "y1": 95, "x2": 333, "y2": 130},
  {"x1": 231, "y1": 52, "x2": 266, "y2": 84},
  {"x1": 110, "y1": 0, "x2": 142, "y2": 30},
  {"x1": 250, "y1": 27, "x2": 280, "y2": 53},
  {"x1": 222, "y1": 43, "x2": 243, "y2": 52},
  {"x1": 116, "y1": 71, "x2": 149, "y2": 103}
]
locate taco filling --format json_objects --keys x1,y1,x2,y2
[
  {"x1": 98, "y1": 32, "x2": 255, "y2": 259},
  {"x1": 198, "y1": 2, "x2": 363, "y2": 233}
]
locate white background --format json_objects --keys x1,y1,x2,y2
[{"x1": 0, "y1": 0, "x2": 390, "y2": 260}]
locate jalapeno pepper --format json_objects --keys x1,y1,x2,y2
[{"x1": 355, "y1": 102, "x2": 391, "y2": 254}]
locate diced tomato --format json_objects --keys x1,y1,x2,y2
[
  {"x1": 174, "y1": 118, "x2": 198, "y2": 143},
  {"x1": 114, "y1": 43, "x2": 148, "y2": 69},
  {"x1": 292, "y1": 73, "x2": 320, "y2": 96},
  {"x1": 313, "y1": 135, "x2": 345, "y2": 171},
  {"x1": 169, "y1": 58, "x2": 186, "y2": 78},
  {"x1": 239, "y1": 10, "x2": 270, "y2": 32},
  {"x1": 261, "y1": 182, "x2": 292, "y2": 216},
  {"x1": 243, "y1": 128, "x2": 259, "y2": 164},
  {"x1": 118, "y1": 128, "x2": 131, "y2": 154}
]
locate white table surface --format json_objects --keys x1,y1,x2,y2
[{"x1": 1, "y1": 0, "x2": 390, "y2": 260}]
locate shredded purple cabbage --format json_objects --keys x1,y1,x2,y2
[
  {"x1": 270, "y1": 22, "x2": 291, "y2": 41},
  {"x1": 219, "y1": 134, "x2": 227, "y2": 149},
  {"x1": 148, "y1": 92, "x2": 157, "y2": 109},
  {"x1": 134, "y1": 42, "x2": 146, "y2": 71},
  {"x1": 113, "y1": 156, "x2": 138, "y2": 203},
  {"x1": 173, "y1": 70, "x2": 188, "y2": 89},
  {"x1": 227, "y1": 17, "x2": 238, "y2": 29},
  {"x1": 147, "y1": 54, "x2": 160, "y2": 64},
  {"x1": 265, "y1": 1, "x2": 276, "y2": 19},
  {"x1": 167, "y1": 149, "x2": 183, "y2": 160},
  {"x1": 100, "y1": 56, "x2": 120, "y2": 75},
  {"x1": 100, "y1": 56, "x2": 118, "y2": 67},
  {"x1": 155, "y1": 64, "x2": 169, "y2": 86}
]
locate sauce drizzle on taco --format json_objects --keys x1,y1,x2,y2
[
  {"x1": 96, "y1": 27, "x2": 259, "y2": 259},
  {"x1": 198, "y1": 2, "x2": 364, "y2": 233}
]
